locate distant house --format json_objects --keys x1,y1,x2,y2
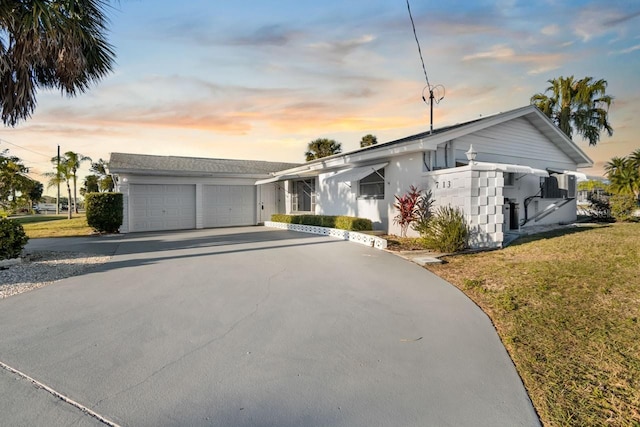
[{"x1": 110, "y1": 105, "x2": 593, "y2": 248}]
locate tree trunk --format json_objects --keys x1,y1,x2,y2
[
  {"x1": 73, "y1": 173, "x2": 78, "y2": 214},
  {"x1": 67, "y1": 182, "x2": 73, "y2": 220}
]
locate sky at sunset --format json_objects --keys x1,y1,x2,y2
[{"x1": 2, "y1": 0, "x2": 639, "y2": 195}]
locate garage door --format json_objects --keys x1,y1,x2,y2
[
  {"x1": 130, "y1": 184, "x2": 196, "y2": 232},
  {"x1": 203, "y1": 185, "x2": 255, "y2": 228}
]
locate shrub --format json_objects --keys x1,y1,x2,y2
[
  {"x1": 422, "y1": 205, "x2": 469, "y2": 253},
  {"x1": 393, "y1": 185, "x2": 421, "y2": 237},
  {"x1": 334, "y1": 216, "x2": 372, "y2": 231},
  {"x1": 610, "y1": 193, "x2": 638, "y2": 222},
  {"x1": 412, "y1": 189, "x2": 434, "y2": 236},
  {"x1": 0, "y1": 218, "x2": 29, "y2": 260},
  {"x1": 270, "y1": 214, "x2": 372, "y2": 231},
  {"x1": 586, "y1": 194, "x2": 614, "y2": 222},
  {"x1": 85, "y1": 192, "x2": 123, "y2": 233}
]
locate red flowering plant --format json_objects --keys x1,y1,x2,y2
[{"x1": 392, "y1": 185, "x2": 421, "y2": 237}]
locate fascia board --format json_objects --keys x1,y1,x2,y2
[{"x1": 108, "y1": 168, "x2": 271, "y2": 179}]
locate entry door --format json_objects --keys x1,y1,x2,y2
[{"x1": 259, "y1": 184, "x2": 278, "y2": 223}]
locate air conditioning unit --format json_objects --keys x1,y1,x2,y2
[{"x1": 556, "y1": 174, "x2": 576, "y2": 199}]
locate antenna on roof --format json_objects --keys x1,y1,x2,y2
[{"x1": 406, "y1": 0, "x2": 445, "y2": 134}]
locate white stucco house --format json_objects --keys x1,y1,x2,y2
[{"x1": 110, "y1": 105, "x2": 593, "y2": 248}]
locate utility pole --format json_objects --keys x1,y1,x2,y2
[{"x1": 56, "y1": 145, "x2": 60, "y2": 215}]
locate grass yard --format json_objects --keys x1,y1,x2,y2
[
  {"x1": 426, "y1": 223, "x2": 640, "y2": 427},
  {"x1": 16, "y1": 214, "x2": 95, "y2": 238}
]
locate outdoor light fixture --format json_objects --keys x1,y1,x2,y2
[{"x1": 465, "y1": 145, "x2": 477, "y2": 164}]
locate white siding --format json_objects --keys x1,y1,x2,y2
[{"x1": 454, "y1": 117, "x2": 577, "y2": 171}]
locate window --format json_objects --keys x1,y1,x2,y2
[
  {"x1": 292, "y1": 179, "x2": 316, "y2": 212},
  {"x1": 359, "y1": 168, "x2": 385, "y2": 199}
]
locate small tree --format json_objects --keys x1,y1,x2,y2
[
  {"x1": 393, "y1": 185, "x2": 421, "y2": 237},
  {"x1": 360, "y1": 134, "x2": 378, "y2": 148},
  {"x1": 305, "y1": 138, "x2": 342, "y2": 161}
]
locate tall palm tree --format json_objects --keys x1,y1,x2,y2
[
  {"x1": 0, "y1": 0, "x2": 115, "y2": 126},
  {"x1": 64, "y1": 151, "x2": 92, "y2": 213},
  {"x1": 45, "y1": 161, "x2": 74, "y2": 220},
  {"x1": 531, "y1": 76, "x2": 614, "y2": 146}
]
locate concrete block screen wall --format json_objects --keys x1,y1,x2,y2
[{"x1": 424, "y1": 167, "x2": 505, "y2": 249}]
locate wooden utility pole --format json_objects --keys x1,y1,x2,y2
[{"x1": 56, "y1": 145, "x2": 60, "y2": 215}]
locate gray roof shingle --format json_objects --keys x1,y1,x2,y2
[{"x1": 109, "y1": 153, "x2": 300, "y2": 176}]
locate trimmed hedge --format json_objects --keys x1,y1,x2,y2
[
  {"x1": 271, "y1": 214, "x2": 372, "y2": 231},
  {"x1": 85, "y1": 192, "x2": 123, "y2": 233},
  {"x1": 0, "y1": 218, "x2": 29, "y2": 260}
]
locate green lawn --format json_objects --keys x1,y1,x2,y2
[
  {"x1": 427, "y1": 223, "x2": 640, "y2": 427},
  {"x1": 17, "y1": 214, "x2": 95, "y2": 238}
]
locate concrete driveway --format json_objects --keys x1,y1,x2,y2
[{"x1": 0, "y1": 227, "x2": 540, "y2": 426}]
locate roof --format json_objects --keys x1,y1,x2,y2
[
  {"x1": 109, "y1": 153, "x2": 300, "y2": 177},
  {"x1": 271, "y1": 105, "x2": 593, "y2": 176}
]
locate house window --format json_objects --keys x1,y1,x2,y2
[
  {"x1": 292, "y1": 179, "x2": 316, "y2": 212},
  {"x1": 359, "y1": 168, "x2": 385, "y2": 199},
  {"x1": 504, "y1": 172, "x2": 515, "y2": 186}
]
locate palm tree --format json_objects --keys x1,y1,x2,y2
[
  {"x1": 531, "y1": 76, "x2": 613, "y2": 146},
  {"x1": 604, "y1": 157, "x2": 628, "y2": 177},
  {"x1": 64, "y1": 151, "x2": 92, "y2": 213},
  {"x1": 90, "y1": 158, "x2": 114, "y2": 191},
  {"x1": 0, "y1": 0, "x2": 115, "y2": 126},
  {"x1": 305, "y1": 138, "x2": 342, "y2": 161},
  {"x1": 606, "y1": 156, "x2": 640, "y2": 198},
  {"x1": 45, "y1": 161, "x2": 74, "y2": 220}
]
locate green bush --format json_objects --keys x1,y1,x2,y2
[
  {"x1": 0, "y1": 218, "x2": 29, "y2": 260},
  {"x1": 610, "y1": 193, "x2": 638, "y2": 222},
  {"x1": 270, "y1": 214, "x2": 372, "y2": 231},
  {"x1": 421, "y1": 205, "x2": 469, "y2": 253},
  {"x1": 334, "y1": 216, "x2": 372, "y2": 231},
  {"x1": 85, "y1": 192, "x2": 123, "y2": 233}
]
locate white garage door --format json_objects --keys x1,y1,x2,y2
[
  {"x1": 203, "y1": 185, "x2": 255, "y2": 228},
  {"x1": 130, "y1": 184, "x2": 196, "y2": 232}
]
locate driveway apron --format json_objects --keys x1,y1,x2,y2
[{"x1": 0, "y1": 227, "x2": 540, "y2": 426}]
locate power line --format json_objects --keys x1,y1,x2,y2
[
  {"x1": 406, "y1": 0, "x2": 430, "y2": 88},
  {"x1": 405, "y1": 0, "x2": 445, "y2": 133},
  {"x1": 0, "y1": 137, "x2": 52, "y2": 159}
]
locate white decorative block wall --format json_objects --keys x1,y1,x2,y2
[{"x1": 264, "y1": 221, "x2": 387, "y2": 250}]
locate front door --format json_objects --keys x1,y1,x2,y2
[{"x1": 259, "y1": 184, "x2": 277, "y2": 223}]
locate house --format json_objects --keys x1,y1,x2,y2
[{"x1": 110, "y1": 105, "x2": 593, "y2": 248}]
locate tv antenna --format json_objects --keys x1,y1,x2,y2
[{"x1": 406, "y1": 0, "x2": 445, "y2": 134}]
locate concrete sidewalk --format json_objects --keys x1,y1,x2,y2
[{"x1": 3, "y1": 227, "x2": 540, "y2": 426}]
